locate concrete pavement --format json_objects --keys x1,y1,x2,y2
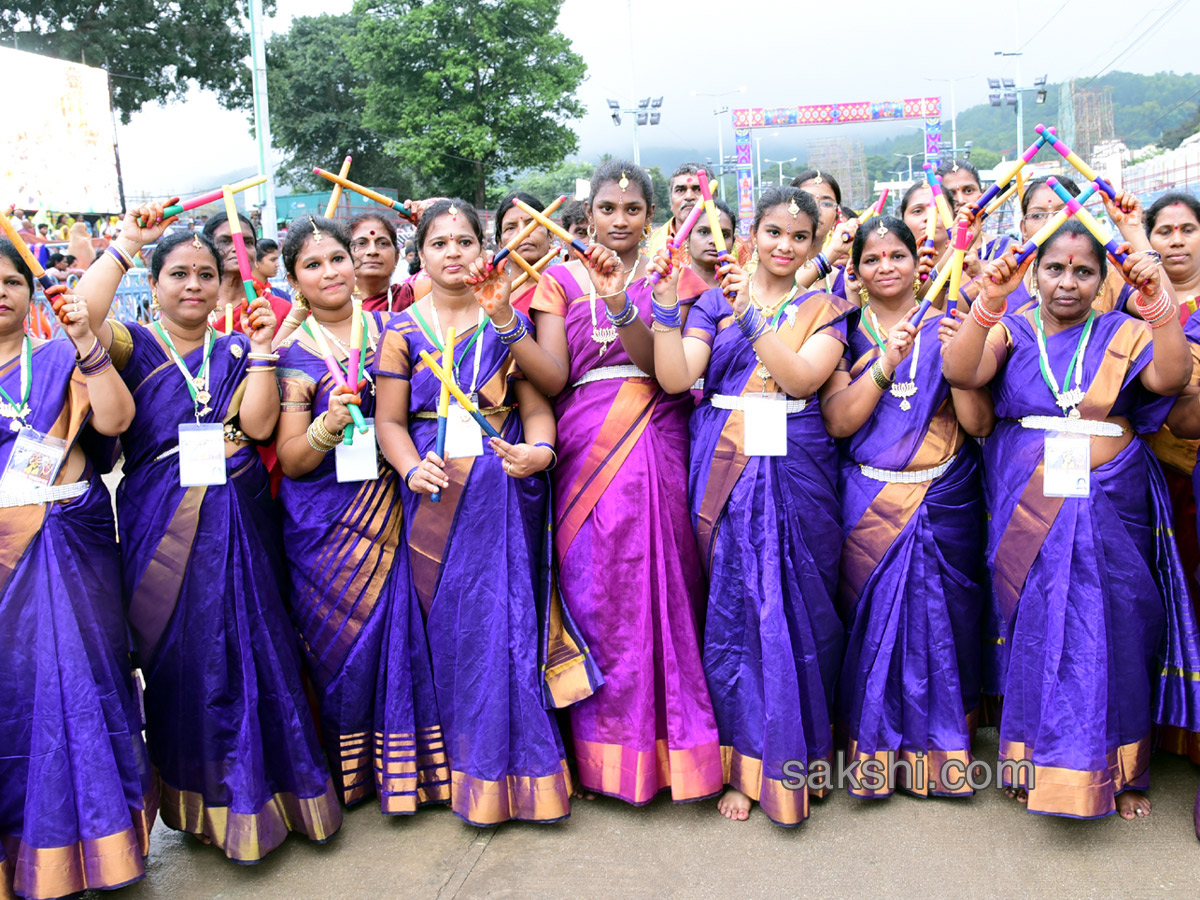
[{"x1": 87, "y1": 730, "x2": 1200, "y2": 900}]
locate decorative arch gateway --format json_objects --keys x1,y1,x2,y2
[{"x1": 731, "y1": 96, "x2": 943, "y2": 236}]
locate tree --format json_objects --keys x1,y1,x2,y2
[
  {"x1": 352, "y1": 0, "x2": 586, "y2": 207},
  {"x1": 1161, "y1": 101, "x2": 1200, "y2": 150},
  {"x1": 0, "y1": 0, "x2": 271, "y2": 122},
  {"x1": 266, "y1": 14, "x2": 416, "y2": 194},
  {"x1": 491, "y1": 159, "x2": 594, "y2": 208}
]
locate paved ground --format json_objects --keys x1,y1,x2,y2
[{"x1": 84, "y1": 730, "x2": 1200, "y2": 900}]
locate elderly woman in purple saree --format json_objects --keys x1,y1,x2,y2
[{"x1": 944, "y1": 224, "x2": 1200, "y2": 820}]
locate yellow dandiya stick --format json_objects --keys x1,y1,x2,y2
[
  {"x1": 508, "y1": 251, "x2": 541, "y2": 281},
  {"x1": 432, "y1": 325, "x2": 456, "y2": 503},
  {"x1": 493, "y1": 194, "x2": 567, "y2": 266},
  {"x1": 418, "y1": 350, "x2": 502, "y2": 438},
  {"x1": 512, "y1": 248, "x2": 557, "y2": 290},
  {"x1": 511, "y1": 199, "x2": 590, "y2": 256},
  {"x1": 324, "y1": 155, "x2": 352, "y2": 218},
  {"x1": 980, "y1": 181, "x2": 1019, "y2": 221},
  {"x1": 313, "y1": 167, "x2": 414, "y2": 220},
  {"x1": 0, "y1": 211, "x2": 55, "y2": 290}
]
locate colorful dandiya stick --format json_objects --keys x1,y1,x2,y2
[
  {"x1": 511, "y1": 199, "x2": 590, "y2": 256},
  {"x1": 0, "y1": 211, "x2": 56, "y2": 291},
  {"x1": 418, "y1": 350, "x2": 502, "y2": 439},
  {"x1": 920, "y1": 193, "x2": 940, "y2": 281},
  {"x1": 431, "y1": 325, "x2": 456, "y2": 504},
  {"x1": 512, "y1": 248, "x2": 557, "y2": 291},
  {"x1": 873, "y1": 188, "x2": 889, "y2": 217},
  {"x1": 508, "y1": 251, "x2": 542, "y2": 282},
  {"x1": 307, "y1": 318, "x2": 369, "y2": 439},
  {"x1": 492, "y1": 194, "x2": 567, "y2": 267},
  {"x1": 1044, "y1": 177, "x2": 1128, "y2": 265},
  {"x1": 221, "y1": 186, "x2": 259, "y2": 334},
  {"x1": 1012, "y1": 179, "x2": 1099, "y2": 265},
  {"x1": 915, "y1": 218, "x2": 974, "y2": 322},
  {"x1": 138, "y1": 175, "x2": 266, "y2": 227},
  {"x1": 324, "y1": 155, "x2": 352, "y2": 218},
  {"x1": 647, "y1": 200, "x2": 708, "y2": 286},
  {"x1": 923, "y1": 165, "x2": 955, "y2": 233},
  {"x1": 1036, "y1": 125, "x2": 1117, "y2": 200},
  {"x1": 348, "y1": 292, "x2": 364, "y2": 391},
  {"x1": 972, "y1": 134, "x2": 1048, "y2": 213},
  {"x1": 697, "y1": 168, "x2": 737, "y2": 298},
  {"x1": 313, "y1": 167, "x2": 414, "y2": 221},
  {"x1": 978, "y1": 181, "x2": 1019, "y2": 223}
]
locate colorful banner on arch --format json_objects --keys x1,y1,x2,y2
[{"x1": 732, "y1": 96, "x2": 942, "y2": 236}]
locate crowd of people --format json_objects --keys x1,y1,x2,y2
[{"x1": 4, "y1": 150, "x2": 1200, "y2": 900}]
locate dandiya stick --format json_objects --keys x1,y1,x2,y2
[
  {"x1": 511, "y1": 199, "x2": 590, "y2": 256},
  {"x1": 1045, "y1": 177, "x2": 1128, "y2": 264},
  {"x1": 923, "y1": 165, "x2": 955, "y2": 233},
  {"x1": 221, "y1": 185, "x2": 259, "y2": 334},
  {"x1": 138, "y1": 175, "x2": 266, "y2": 226},
  {"x1": 431, "y1": 325, "x2": 456, "y2": 504},
  {"x1": 696, "y1": 168, "x2": 736, "y2": 299},
  {"x1": 508, "y1": 251, "x2": 541, "y2": 282},
  {"x1": 512, "y1": 248, "x2": 557, "y2": 290},
  {"x1": 915, "y1": 218, "x2": 975, "y2": 321},
  {"x1": 324, "y1": 155, "x2": 352, "y2": 218},
  {"x1": 313, "y1": 168, "x2": 414, "y2": 221},
  {"x1": 920, "y1": 191, "x2": 940, "y2": 281},
  {"x1": 493, "y1": 195, "x2": 567, "y2": 267},
  {"x1": 307, "y1": 318, "x2": 369, "y2": 438},
  {"x1": 973, "y1": 134, "x2": 1047, "y2": 213},
  {"x1": 418, "y1": 350, "x2": 502, "y2": 439},
  {"x1": 1013, "y1": 181, "x2": 1100, "y2": 265},
  {"x1": 0, "y1": 211, "x2": 55, "y2": 291},
  {"x1": 348, "y1": 293, "x2": 364, "y2": 392},
  {"x1": 1036, "y1": 125, "x2": 1117, "y2": 200},
  {"x1": 649, "y1": 200, "x2": 709, "y2": 286}
]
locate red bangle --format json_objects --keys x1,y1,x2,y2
[{"x1": 971, "y1": 299, "x2": 1005, "y2": 329}]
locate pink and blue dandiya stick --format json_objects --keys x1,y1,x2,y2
[
  {"x1": 923, "y1": 165, "x2": 955, "y2": 234},
  {"x1": 418, "y1": 350, "x2": 502, "y2": 439},
  {"x1": 1044, "y1": 177, "x2": 1127, "y2": 265},
  {"x1": 221, "y1": 185, "x2": 259, "y2": 334},
  {"x1": 493, "y1": 195, "x2": 567, "y2": 267},
  {"x1": 915, "y1": 218, "x2": 974, "y2": 321},
  {"x1": 1012, "y1": 179, "x2": 1099, "y2": 264},
  {"x1": 306, "y1": 318, "x2": 368, "y2": 440},
  {"x1": 648, "y1": 200, "x2": 708, "y2": 286},
  {"x1": 1036, "y1": 125, "x2": 1117, "y2": 200},
  {"x1": 972, "y1": 134, "x2": 1047, "y2": 214}
]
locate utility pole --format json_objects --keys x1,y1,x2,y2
[{"x1": 248, "y1": 0, "x2": 276, "y2": 239}]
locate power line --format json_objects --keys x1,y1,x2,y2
[
  {"x1": 1124, "y1": 86, "x2": 1200, "y2": 142},
  {"x1": 1018, "y1": 0, "x2": 1072, "y2": 51},
  {"x1": 1080, "y1": 0, "x2": 1185, "y2": 85}
]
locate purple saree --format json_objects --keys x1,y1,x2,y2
[
  {"x1": 0, "y1": 340, "x2": 154, "y2": 900},
  {"x1": 375, "y1": 309, "x2": 591, "y2": 826},
  {"x1": 529, "y1": 266, "x2": 723, "y2": 805},
  {"x1": 277, "y1": 312, "x2": 448, "y2": 813},
  {"x1": 684, "y1": 286, "x2": 852, "y2": 826},
  {"x1": 985, "y1": 309, "x2": 1200, "y2": 818},
  {"x1": 837, "y1": 309, "x2": 985, "y2": 798},
  {"x1": 109, "y1": 321, "x2": 340, "y2": 860}
]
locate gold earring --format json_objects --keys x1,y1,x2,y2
[
  {"x1": 914, "y1": 279, "x2": 921, "y2": 297},
  {"x1": 642, "y1": 223, "x2": 652, "y2": 241},
  {"x1": 293, "y1": 290, "x2": 309, "y2": 311},
  {"x1": 749, "y1": 247, "x2": 760, "y2": 267},
  {"x1": 587, "y1": 223, "x2": 597, "y2": 241},
  {"x1": 858, "y1": 284, "x2": 870, "y2": 305},
  {"x1": 150, "y1": 289, "x2": 160, "y2": 314}
]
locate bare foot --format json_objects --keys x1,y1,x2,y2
[
  {"x1": 1116, "y1": 791, "x2": 1151, "y2": 820},
  {"x1": 193, "y1": 833, "x2": 213, "y2": 845},
  {"x1": 571, "y1": 785, "x2": 596, "y2": 801},
  {"x1": 717, "y1": 788, "x2": 751, "y2": 821},
  {"x1": 1003, "y1": 786, "x2": 1028, "y2": 803}
]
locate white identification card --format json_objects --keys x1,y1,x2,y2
[
  {"x1": 1043, "y1": 432, "x2": 1090, "y2": 498},
  {"x1": 177, "y1": 423, "x2": 227, "y2": 487},
  {"x1": 445, "y1": 402, "x2": 484, "y2": 459},
  {"x1": 0, "y1": 427, "x2": 66, "y2": 494},
  {"x1": 336, "y1": 418, "x2": 379, "y2": 483},
  {"x1": 743, "y1": 395, "x2": 788, "y2": 457}
]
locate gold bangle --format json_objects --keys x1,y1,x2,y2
[
  {"x1": 868, "y1": 359, "x2": 893, "y2": 391},
  {"x1": 248, "y1": 365, "x2": 276, "y2": 373},
  {"x1": 651, "y1": 321, "x2": 679, "y2": 332}
]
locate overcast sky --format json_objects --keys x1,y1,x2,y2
[{"x1": 115, "y1": 0, "x2": 1200, "y2": 196}]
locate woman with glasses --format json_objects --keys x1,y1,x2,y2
[{"x1": 790, "y1": 170, "x2": 857, "y2": 298}]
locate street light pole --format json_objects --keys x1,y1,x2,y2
[{"x1": 693, "y1": 87, "x2": 746, "y2": 197}]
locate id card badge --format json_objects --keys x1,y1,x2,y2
[
  {"x1": 445, "y1": 402, "x2": 484, "y2": 459},
  {"x1": 743, "y1": 395, "x2": 788, "y2": 457},
  {"x1": 0, "y1": 426, "x2": 67, "y2": 494},
  {"x1": 1043, "y1": 432, "x2": 1090, "y2": 498},
  {"x1": 336, "y1": 418, "x2": 379, "y2": 483},
  {"x1": 178, "y1": 423, "x2": 227, "y2": 487}
]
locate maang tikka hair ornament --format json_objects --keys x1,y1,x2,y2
[
  {"x1": 787, "y1": 197, "x2": 801, "y2": 219},
  {"x1": 876, "y1": 221, "x2": 889, "y2": 237},
  {"x1": 619, "y1": 171, "x2": 630, "y2": 194},
  {"x1": 310, "y1": 216, "x2": 322, "y2": 243}
]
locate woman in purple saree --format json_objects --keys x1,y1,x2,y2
[
  {"x1": 273, "y1": 216, "x2": 448, "y2": 814},
  {"x1": 652, "y1": 187, "x2": 853, "y2": 825},
  {"x1": 0, "y1": 243, "x2": 153, "y2": 899},
  {"x1": 375, "y1": 200, "x2": 595, "y2": 826},
  {"x1": 944, "y1": 220, "x2": 1200, "y2": 820},
  {"x1": 488, "y1": 162, "x2": 722, "y2": 806},
  {"x1": 77, "y1": 209, "x2": 341, "y2": 860},
  {"x1": 821, "y1": 217, "x2": 992, "y2": 799}
]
